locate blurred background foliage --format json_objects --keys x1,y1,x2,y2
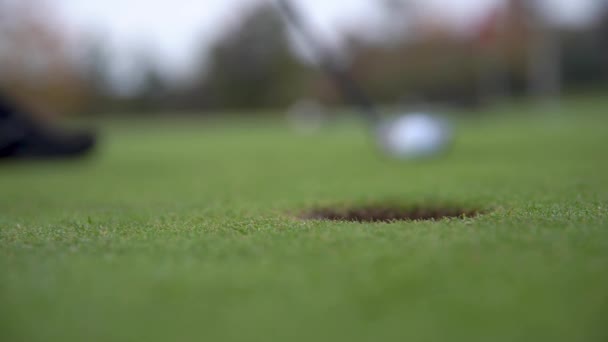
[{"x1": 0, "y1": 0, "x2": 607, "y2": 116}]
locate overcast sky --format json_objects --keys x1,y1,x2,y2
[{"x1": 55, "y1": 0, "x2": 602, "y2": 88}]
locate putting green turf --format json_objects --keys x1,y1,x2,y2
[{"x1": 1, "y1": 98, "x2": 607, "y2": 342}]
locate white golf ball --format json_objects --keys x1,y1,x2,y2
[{"x1": 378, "y1": 113, "x2": 452, "y2": 159}]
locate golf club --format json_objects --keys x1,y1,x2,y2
[
  {"x1": 276, "y1": 0, "x2": 380, "y2": 126},
  {"x1": 276, "y1": 0, "x2": 453, "y2": 159}
]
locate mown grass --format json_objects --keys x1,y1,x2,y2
[{"x1": 1, "y1": 98, "x2": 607, "y2": 342}]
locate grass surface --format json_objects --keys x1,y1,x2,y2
[{"x1": 1, "y1": 98, "x2": 607, "y2": 342}]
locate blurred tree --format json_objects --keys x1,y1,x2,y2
[
  {"x1": 0, "y1": 0, "x2": 88, "y2": 115},
  {"x1": 519, "y1": 0, "x2": 562, "y2": 103},
  {"x1": 201, "y1": 3, "x2": 310, "y2": 110},
  {"x1": 475, "y1": 5, "x2": 510, "y2": 105},
  {"x1": 130, "y1": 49, "x2": 170, "y2": 113},
  {"x1": 597, "y1": 5, "x2": 608, "y2": 82},
  {"x1": 560, "y1": 29, "x2": 604, "y2": 86},
  {"x1": 347, "y1": 30, "x2": 480, "y2": 107},
  {"x1": 79, "y1": 35, "x2": 114, "y2": 114}
]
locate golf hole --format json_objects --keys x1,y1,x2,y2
[{"x1": 299, "y1": 205, "x2": 481, "y2": 223}]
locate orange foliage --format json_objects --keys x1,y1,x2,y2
[{"x1": 0, "y1": 0, "x2": 88, "y2": 116}]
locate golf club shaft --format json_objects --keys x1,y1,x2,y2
[{"x1": 276, "y1": 0, "x2": 380, "y2": 124}]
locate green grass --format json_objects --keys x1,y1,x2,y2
[{"x1": 1, "y1": 98, "x2": 607, "y2": 342}]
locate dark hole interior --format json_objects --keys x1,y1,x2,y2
[{"x1": 299, "y1": 205, "x2": 481, "y2": 223}]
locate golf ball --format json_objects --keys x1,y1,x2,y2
[{"x1": 378, "y1": 113, "x2": 452, "y2": 159}]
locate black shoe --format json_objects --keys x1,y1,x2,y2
[{"x1": 0, "y1": 95, "x2": 96, "y2": 159}]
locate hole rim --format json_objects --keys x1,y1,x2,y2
[{"x1": 297, "y1": 204, "x2": 484, "y2": 223}]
